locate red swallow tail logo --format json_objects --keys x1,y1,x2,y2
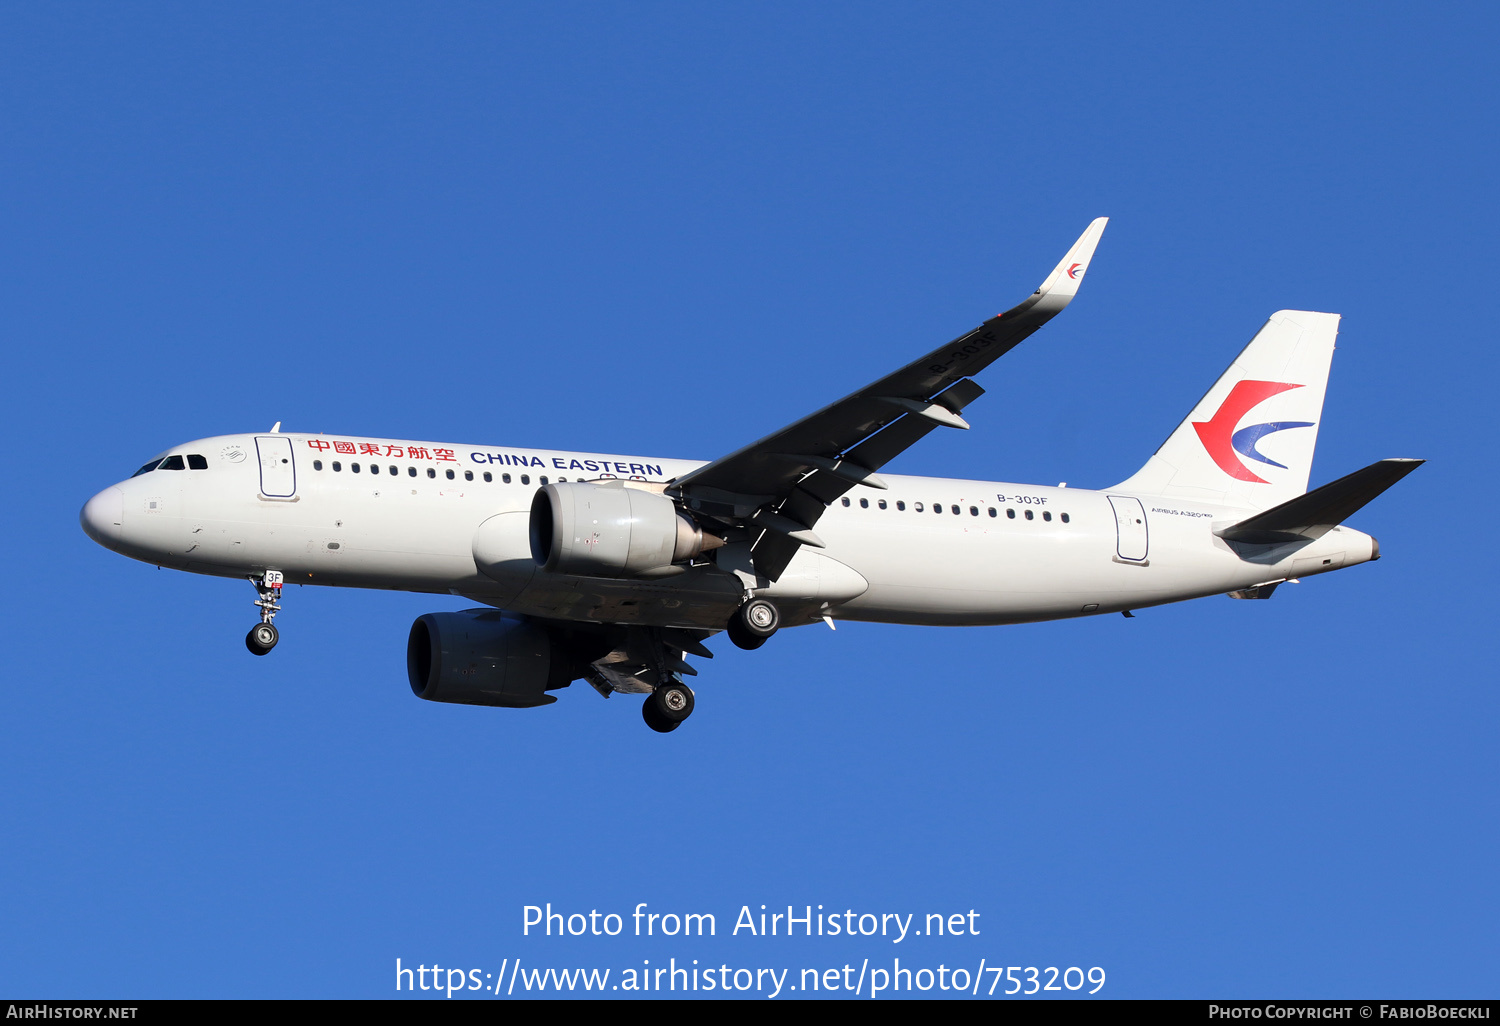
[
  {"x1": 1067, "y1": 263, "x2": 1083, "y2": 279},
  {"x1": 1192, "y1": 380, "x2": 1314, "y2": 483}
]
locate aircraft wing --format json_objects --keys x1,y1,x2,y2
[{"x1": 671, "y1": 217, "x2": 1108, "y2": 581}]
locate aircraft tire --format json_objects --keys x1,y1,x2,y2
[
  {"x1": 246, "y1": 622, "x2": 279, "y2": 656},
  {"x1": 726, "y1": 616, "x2": 767, "y2": 651},
  {"x1": 650, "y1": 681, "x2": 695, "y2": 723},
  {"x1": 728, "y1": 598, "x2": 779, "y2": 650},
  {"x1": 741, "y1": 598, "x2": 780, "y2": 635},
  {"x1": 642, "y1": 696, "x2": 680, "y2": 733}
]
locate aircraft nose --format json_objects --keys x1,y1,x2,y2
[{"x1": 81, "y1": 486, "x2": 125, "y2": 547}]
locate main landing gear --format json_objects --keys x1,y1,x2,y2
[
  {"x1": 642, "y1": 680, "x2": 695, "y2": 733},
  {"x1": 726, "y1": 597, "x2": 779, "y2": 651},
  {"x1": 245, "y1": 570, "x2": 284, "y2": 656}
]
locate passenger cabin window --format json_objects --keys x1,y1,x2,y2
[
  {"x1": 987, "y1": 508, "x2": 996, "y2": 517},
  {"x1": 1006, "y1": 508, "x2": 1015, "y2": 518},
  {"x1": 389, "y1": 465, "x2": 398, "y2": 475},
  {"x1": 520, "y1": 475, "x2": 530, "y2": 485},
  {"x1": 1062, "y1": 513, "x2": 1071, "y2": 523},
  {"x1": 1024, "y1": 509, "x2": 1034, "y2": 520},
  {"x1": 951, "y1": 505, "x2": 960, "y2": 515},
  {"x1": 502, "y1": 473, "x2": 512, "y2": 484},
  {"x1": 159, "y1": 455, "x2": 185, "y2": 471},
  {"x1": 313, "y1": 460, "x2": 323, "y2": 471},
  {"x1": 483, "y1": 472, "x2": 492, "y2": 482},
  {"x1": 352, "y1": 463, "x2": 361, "y2": 473},
  {"x1": 187, "y1": 454, "x2": 208, "y2": 470},
  {"x1": 332, "y1": 461, "x2": 342, "y2": 472},
  {"x1": 878, "y1": 500, "x2": 887, "y2": 510},
  {"x1": 860, "y1": 498, "x2": 869, "y2": 508},
  {"x1": 540, "y1": 476, "x2": 549, "y2": 485},
  {"x1": 896, "y1": 501, "x2": 906, "y2": 511},
  {"x1": 969, "y1": 506, "x2": 978, "y2": 516},
  {"x1": 914, "y1": 502, "x2": 924, "y2": 512},
  {"x1": 841, "y1": 497, "x2": 850, "y2": 507},
  {"x1": 1043, "y1": 511, "x2": 1052, "y2": 522},
  {"x1": 446, "y1": 469, "x2": 455, "y2": 480},
  {"x1": 426, "y1": 468, "x2": 435, "y2": 478},
  {"x1": 464, "y1": 470, "x2": 473, "y2": 481}
]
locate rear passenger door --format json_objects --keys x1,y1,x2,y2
[{"x1": 1107, "y1": 495, "x2": 1149, "y2": 562}]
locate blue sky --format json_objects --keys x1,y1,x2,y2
[{"x1": 2, "y1": 2, "x2": 1495, "y2": 998}]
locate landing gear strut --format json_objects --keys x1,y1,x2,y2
[
  {"x1": 642, "y1": 680, "x2": 695, "y2": 733},
  {"x1": 245, "y1": 570, "x2": 284, "y2": 656},
  {"x1": 727, "y1": 597, "x2": 779, "y2": 650}
]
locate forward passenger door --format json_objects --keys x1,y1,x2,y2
[{"x1": 255, "y1": 436, "x2": 296, "y2": 498}]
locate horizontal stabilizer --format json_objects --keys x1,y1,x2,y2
[{"x1": 1215, "y1": 458, "x2": 1424, "y2": 544}]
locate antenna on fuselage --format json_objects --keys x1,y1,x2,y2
[{"x1": 269, "y1": 421, "x2": 281, "y2": 433}]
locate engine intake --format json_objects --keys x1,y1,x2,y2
[{"x1": 530, "y1": 481, "x2": 720, "y2": 578}]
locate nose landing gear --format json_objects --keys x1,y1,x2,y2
[
  {"x1": 245, "y1": 570, "x2": 284, "y2": 656},
  {"x1": 642, "y1": 680, "x2": 695, "y2": 733}
]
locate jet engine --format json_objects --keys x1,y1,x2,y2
[
  {"x1": 529, "y1": 481, "x2": 721, "y2": 578},
  {"x1": 407, "y1": 610, "x2": 582, "y2": 708}
]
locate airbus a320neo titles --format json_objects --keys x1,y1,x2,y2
[{"x1": 81, "y1": 219, "x2": 1421, "y2": 732}]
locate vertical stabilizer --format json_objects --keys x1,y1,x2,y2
[{"x1": 1112, "y1": 310, "x2": 1339, "y2": 510}]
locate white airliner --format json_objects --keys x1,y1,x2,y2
[{"x1": 80, "y1": 219, "x2": 1420, "y2": 732}]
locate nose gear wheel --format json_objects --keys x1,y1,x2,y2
[
  {"x1": 246, "y1": 571, "x2": 284, "y2": 655},
  {"x1": 246, "y1": 622, "x2": 279, "y2": 655}
]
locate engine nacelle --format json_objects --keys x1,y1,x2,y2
[
  {"x1": 407, "y1": 610, "x2": 571, "y2": 708},
  {"x1": 529, "y1": 481, "x2": 718, "y2": 578}
]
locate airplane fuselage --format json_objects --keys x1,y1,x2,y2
[{"x1": 81, "y1": 431, "x2": 1375, "y2": 631}]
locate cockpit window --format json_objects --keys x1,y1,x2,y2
[
  {"x1": 159, "y1": 455, "x2": 186, "y2": 471},
  {"x1": 131, "y1": 459, "x2": 162, "y2": 478},
  {"x1": 187, "y1": 454, "x2": 208, "y2": 470}
]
